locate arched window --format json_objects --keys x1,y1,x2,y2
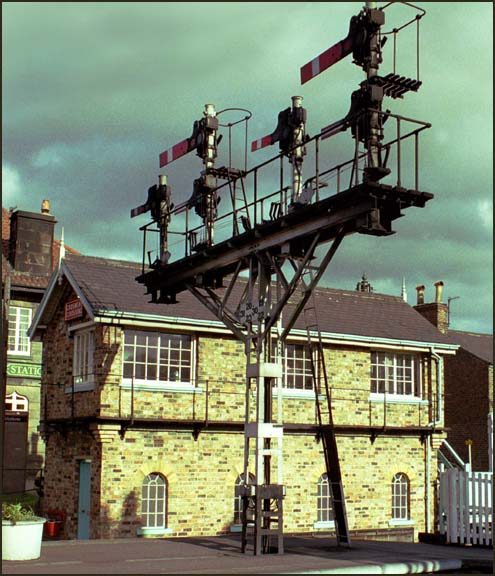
[
  {"x1": 392, "y1": 473, "x2": 410, "y2": 520},
  {"x1": 234, "y1": 472, "x2": 255, "y2": 524},
  {"x1": 317, "y1": 473, "x2": 334, "y2": 524},
  {"x1": 141, "y1": 473, "x2": 167, "y2": 528}
]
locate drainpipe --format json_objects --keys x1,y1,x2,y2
[
  {"x1": 425, "y1": 347, "x2": 443, "y2": 533},
  {"x1": 425, "y1": 436, "x2": 431, "y2": 533},
  {"x1": 430, "y1": 348, "x2": 443, "y2": 427}
]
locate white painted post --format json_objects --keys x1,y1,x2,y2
[
  {"x1": 449, "y1": 470, "x2": 458, "y2": 544},
  {"x1": 488, "y1": 413, "x2": 493, "y2": 473}
]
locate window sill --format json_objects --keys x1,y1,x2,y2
[
  {"x1": 7, "y1": 351, "x2": 31, "y2": 357},
  {"x1": 369, "y1": 394, "x2": 428, "y2": 406},
  {"x1": 137, "y1": 527, "x2": 173, "y2": 537},
  {"x1": 271, "y1": 388, "x2": 317, "y2": 399},
  {"x1": 388, "y1": 519, "x2": 415, "y2": 527},
  {"x1": 64, "y1": 382, "x2": 95, "y2": 393},
  {"x1": 121, "y1": 382, "x2": 203, "y2": 394},
  {"x1": 314, "y1": 521, "x2": 335, "y2": 530}
]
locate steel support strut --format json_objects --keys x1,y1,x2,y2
[{"x1": 183, "y1": 227, "x2": 350, "y2": 553}]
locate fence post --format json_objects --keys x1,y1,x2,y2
[{"x1": 489, "y1": 413, "x2": 493, "y2": 473}]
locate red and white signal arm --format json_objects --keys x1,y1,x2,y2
[{"x1": 65, "y1": 298, "x2": 83, "y2": 322}]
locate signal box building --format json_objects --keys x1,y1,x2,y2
[{"x1": 30, "y1": 253, "x2": 458, "y2": 541}]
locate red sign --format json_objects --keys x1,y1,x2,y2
[{"x1": 65, "y1": 299, "x2": 83, "y2": 322}]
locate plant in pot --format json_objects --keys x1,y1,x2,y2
[{"x1": 2, "y1": 502, "x2": 46, "y2": 561}]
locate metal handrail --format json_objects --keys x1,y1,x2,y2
[{"x1": 140, "y1": 108, "x2": 431, "y2": 270}]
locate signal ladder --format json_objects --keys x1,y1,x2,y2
[
  {"x1": 302, "y1": 269, "x2": 351, "y2": 547},
  {"x1": 210, "y1": 167, "x2": 251, "y2": 235}
]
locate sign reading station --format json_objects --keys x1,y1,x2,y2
[
  {"x1": 7, "y1": 363, "x2": 42, "y2": 379},
  {"x1": 65, "y1": 299, "x2": 83, "y2": 322}
]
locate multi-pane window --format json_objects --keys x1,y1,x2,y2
[
  {"x1": 8, "y1": 306, "x2": 32, "y2": 355},
  {"x1": 392, "y1": 473, "x2": 410, "y2": 520},
  {"x1": 317, "y1": 473, "x2": 334, "y2": 524},
  {"x1": 123, "y1": 330, "x2": 193, "y2": 386},
  {"x1": 73, "y1": 330, "x2": 94, "y2": 386},
  {"x1": 284, "y1": 343, "x2": 313, "y2": 391},
  {"x1": 371, "y1": 352, "x2": 419, "y2": 397},
  {"x1": 141, "y1": 473, "x2": 167, "y2": 529}
]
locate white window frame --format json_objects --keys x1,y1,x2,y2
[
  {"x1": 137, "y1": 473, "x2": 173, "y2": 536},
  {"x1": 72, "y1": 329, "x2": 95, "y2": 391},
  {"x1": 390, "y1": 472, "x2": 413, "y2": 526},
  {"x1": 370, "y1": 351, "x2": 421, "y2": 401},
  {"x1": 8, "y1": 306, "x2": 32, "y2": 356},
  {"x1": 314, "y1": 473, "x2": 335, "y2": 529},
  {"x1": 122, "y1": 330, "x2": 196, "y2": 392},
  {"x1": 282, "y1": 342, "x2": 314, "y2": 395}
]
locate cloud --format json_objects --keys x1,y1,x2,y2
[
  {"x1": 478, "y1": 200, "x2": 493, "y2": 230},
  {"x1": 2, "y1": 2, "x2": 493, "y2": 334},
  {"x1": 1, "y1": 164, "x2": 22, "y2": 208},
  {"x1": 32, "y1": 146, "x2": 64, "y2": 168}
]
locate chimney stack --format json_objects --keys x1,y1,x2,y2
[
  {"x1": 416, "y1": 285, "x2": 425, "y2": 305},
  {"x1": 435, "y1": 281, "x2": 444, "y2": 303},
  {"x1": 8, "y1": 201, "x2": 57, "y2": 275},
  {"x1": 414, "y1": 281, "x2": 449, "y2": 334},
  {"x1": 41, "y1": 199, "x2": 51, "y2": 214}
]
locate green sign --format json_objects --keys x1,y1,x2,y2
[{"x1": 7, "y1": 363, "x2": 42, "y2": 379}]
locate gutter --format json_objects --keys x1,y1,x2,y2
[
  {"x1": 95, "y1": 311, "x2": 459, "y2": 354},
  {"x1": 41, "y1": 416, "x2": 442, "y2": 437}
]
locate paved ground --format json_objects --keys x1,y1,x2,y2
[{"x1": 2, "y1": 534, "x2": 493, "y2": 574}]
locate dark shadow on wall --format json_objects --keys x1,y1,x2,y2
[
  {"x1": 26, "y1": 432, "x2": 44, "y2": 493},
  {"x1": 99, "y1": 490, "x2": 141, "y2": 538}
]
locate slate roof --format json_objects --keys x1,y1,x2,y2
[
  {"x1": 448, "y1": 330, "x2": 493, "y2": 364},
  {"x1": 59, "y1": 253, "x2": 457, "y2": 348}
]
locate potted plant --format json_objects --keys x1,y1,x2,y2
[{"x1": 2, "y1": 502, "x2": 46, "y2": 560}]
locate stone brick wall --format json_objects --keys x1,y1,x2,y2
[
  {"x1": 443, "y1": 348, "x2": 491, "y2": 470},
  {"x1": 41, "y1": 288, "x2": 101, "y2": 421},
  {"x1": 42, "y1": 427, "x2": 100, "y2": 539},
  {"x1": 41, "y1": 426, "x2": 436, "y2": 541}
]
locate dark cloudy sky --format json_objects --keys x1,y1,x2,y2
[{"x1": 2, "y1": 2, "x2": 493, "y2": 334}]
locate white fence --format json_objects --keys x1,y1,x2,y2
[
  {"x1": 489, "y1": 413, "x2": 493, "y2": 473},
  {"x1": 439, "y1": 469, "x2": 493, "y2": 546}
]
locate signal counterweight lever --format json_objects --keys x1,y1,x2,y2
[
  {"x1": 289, "y1": 96, "x2": 307, "y2": 204},
  {"x1": 131, "y1": 175, "x2": 174, "y2": 267},
  {"x1": 189, "y1": 104, "x2": 220, "y2": 247},
  {"x1": 251, "y1": 96, "x2": 309, "y2": 208}
]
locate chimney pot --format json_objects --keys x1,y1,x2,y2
[
  {"x1": 41, "y1": 199, "x2": 51, "y2": 214},
  {"x1": 416, "y1": 285, "x2": 425, "y2": 305},
  {"x1": 435, "y1": 281, "x2": 444, "y2": 303}
]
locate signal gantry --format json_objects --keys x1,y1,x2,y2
[{"x1": 132, "y1": 1, "x2": 431, "y2": 556}]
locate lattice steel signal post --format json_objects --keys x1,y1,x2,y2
[{"x1": 132, "y1": 1, "x2": 432, "y2": 555}]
